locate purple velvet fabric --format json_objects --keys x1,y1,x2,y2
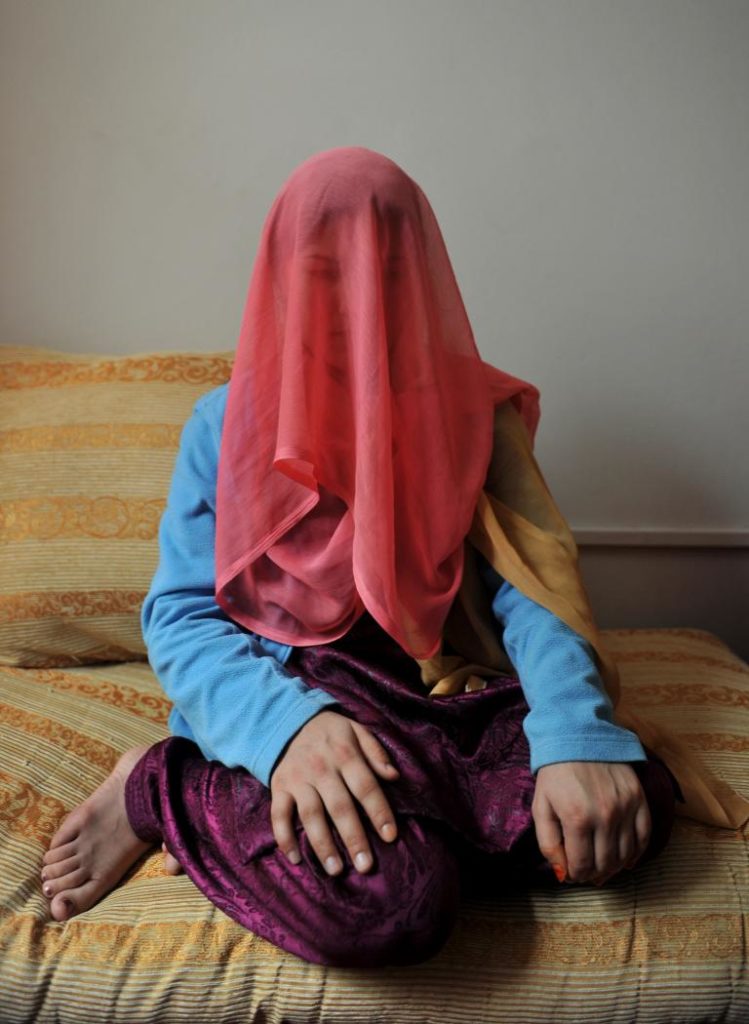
[{"x1": 125, "y1": 610, "x2": 680, "y2": 967}]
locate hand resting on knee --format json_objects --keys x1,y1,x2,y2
[
  {"x1": 269, "y1": 710, "x2": 400, "y2": 877},
  {"x1": 532, "y1": 760, "x2": 652, "y2": 886}
]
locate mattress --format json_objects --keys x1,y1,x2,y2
[{"x1": 1, "y1": 628, "x2": 747, "y2": 1023}]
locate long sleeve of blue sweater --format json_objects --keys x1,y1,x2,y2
[
  {"x1": 141, "y1": 384, "x2": 646, "y2": 787},
  {"x1": 140, "y1": 387, "x2": 343, "y2": 788},
  {"x1": 475, "y1": 555, "x2": 646, "y2": 772}
]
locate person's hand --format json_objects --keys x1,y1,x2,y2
[
  {"x1": 532, "y1": 761, "x2": 651, "y2": 885},
  {"x1": 269, "y1": 710, "x2": 400, "y2": 876}
]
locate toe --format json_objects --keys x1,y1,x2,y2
[
  {"x1": 49, "y1": 818, "x2": 81, "y2": 851},
  {"x1": 49, "y1": 800, "x2": 100, "y2": 852},
  {"x1": 50, "y1": 894, "x2": 78, "y2": 922},
  {"x1": 43, "y1": 840, "x2": 78, "y2": 866},
  {"x1": 163, "y1": 853, "x2": 183, "y2": 875},
  {"x1": 43, "y1": 867, "x2": 88, "y2": 899},
  {"x1": 50, "y1": 877, "x2": 107, "y2": 922},
  {"x1": 42, "y1": 854, "x2": 80, "y2": 882},
  {"x1": 162, "y1": 843, "x2": 183, "y2": 875}
]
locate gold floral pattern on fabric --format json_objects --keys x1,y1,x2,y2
[
  {"x1": 606, "y1": 627, "x2": 730, "y2": 649},
  {"x1": 0, "y1": 497, "x2": 165, "y2": 542},
  {"x1": 5, "y1": 665, "x2": 170, "y2": 724},
  {"x1": 59, "y1": 915, "x2": 284, "y2": 963},
  {"x1": 2, "y1": 910, "x2": 283, "y2": 966},
  {"x1": 0, "y1": 347, "x2": 236, "y2": 666},
  {"x1": 687, "y1": 733, "x2": 749, "y2": 752},
  {"x1": 623, "y1": 682, "x2": 749, "y2": 708},
  {"x1": 0, "y1": 703, "x2": 117, "y2": 772},
  {"x1": 456, "y1": 914, "x2": 746, "y2": 965},
  {"x1": 0, "y1": 771, "x2": 67, "y2": 842},
  {"x1": 0, "y1": 423, "x2": 182, "y2": 453},
  {"x1": 612, "y1": 651, "x2": 746, "y2": 675},
  {"x1": 0, "y1": 590, "x2": 146, "y2": 623},
  {"x1": 638, "y1": 913, "x2": 744, "y2": 961},
  {"x1": 0, "y1": 354, "x2": 232, "y2": 391}
]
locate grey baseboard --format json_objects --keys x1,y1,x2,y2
[
  {"x1": 577, "y1": 542, "x2": 749, "y2": 663},
  {"x1": 573, "y1": 528, "x2": 749, "y2": 548}
]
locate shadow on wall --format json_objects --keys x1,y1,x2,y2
[
  {"x1": 579, "y1": 546, "x2": 749, "y2": 662},
  {"x1": 545, "y1": 400, "x2": 748, "y2": 660}
]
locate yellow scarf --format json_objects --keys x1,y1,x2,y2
[{"x1": 416, "y1": 400, "x2": 749, "y2": 830}]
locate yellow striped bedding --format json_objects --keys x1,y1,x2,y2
[
  {"x1": 1, "y1": 628, "x2": 747, "y2": 1023},
  {"x1": 0, "y1": 344, "x2": 234, "y2": 667}
]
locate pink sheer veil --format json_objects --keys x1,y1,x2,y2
[{"x1": 215, "y1": 146, "x2": 540, "y2": 658}]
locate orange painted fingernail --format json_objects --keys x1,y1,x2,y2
[{"x1": 551, "y1": 862, "x2": 566, "y2": 882}]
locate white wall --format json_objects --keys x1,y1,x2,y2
[{"x1": 2, "y1": 1, "x2": 747, "y2": 651}]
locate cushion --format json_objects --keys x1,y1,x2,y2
[
  {"x1": 0, "y1": 345, "x2": 233, "y2": 667},
  {"x1": 1, "y1": 628, "x2": 747, "y2": 1022}
]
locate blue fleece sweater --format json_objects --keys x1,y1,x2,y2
[{"x1": 141, "y1": 384, "x2": 646, "y2": 787}]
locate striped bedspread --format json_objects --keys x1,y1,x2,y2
[{"x1": 1, "y1": 628, "x2": 747, "y2": 1023}]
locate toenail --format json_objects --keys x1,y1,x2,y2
[
  {"x1": 43, "y1": 884, "x2": 52, "y2": 897},
  {"x1": 41, "y1": 871, "x2": 48, "y2": 882},
  {"x1": 61, "y1": 898, "x2": 74, "y2": 915}
]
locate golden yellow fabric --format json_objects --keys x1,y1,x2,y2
[
  {"x1": 0, "y1": 344, "x2": 233, "y2": 667},
  {"x1": 417, "y1": 400, "x2": 749, "y2": 831},
  {"x1": 1, "y1": 631, "x2": 747, "y2": 1022}
]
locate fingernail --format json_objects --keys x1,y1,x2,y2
[
  {"x1": 551, "y1": 862, "x2": 566, "y2": 883},
  {"x1": 383, "y1": 762, "x2": 397, "y2": 773},
  {"x1": 381, "y1": 822, "x2": 396, "y2": 840},
  {"x1": 325, "y1": 856, "x2": 341, "y2": 874},
  {"x1": 355, "y1": 851, "x2": 370, "y2": 870},
  {"x1": 287, "y1": 849, "x2": 301, "y2": 865}
]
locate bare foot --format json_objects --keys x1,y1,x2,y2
[
  {"x1": 40, "y1": 744, "x2": 153, "y2": 921},
  {"x1": 162, "y1": 841, "x2": 183, "y2": 875}
]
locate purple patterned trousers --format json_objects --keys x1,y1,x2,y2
[{"x1": 125, "y1": 611, "x2": 681, "y2": 967}]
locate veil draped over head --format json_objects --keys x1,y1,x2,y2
[
  {"x1": 214, "y1": 145, "x2": 749, "y2": 830},
  {"x1": 215, "y1": 145, "x2": 540, "y2": 658}
]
